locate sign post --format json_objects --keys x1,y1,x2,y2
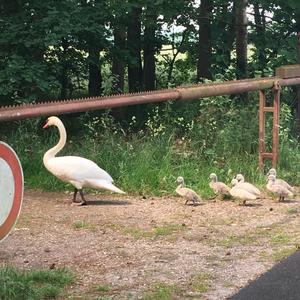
[{"x1": 0, "y1": 142, "x2": 23, "y2": 242}]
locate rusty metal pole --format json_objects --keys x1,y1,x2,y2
[
  {"x1": 272, "y1": 80, "x2": 280, "y2": 167},
  {"x1": 259, "y1": 90, "x2": 266, "y2": 171},
  {"x1": 258, "y1": 81, "x2": 281, "y2": 172}
]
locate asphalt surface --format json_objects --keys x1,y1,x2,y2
[{"x1": 228, "y1": 249, "x2": 300, "y2": 300}]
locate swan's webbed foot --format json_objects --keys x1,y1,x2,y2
[{"x1": 72, "y1": 188, "x2": 87, "y2": 205}]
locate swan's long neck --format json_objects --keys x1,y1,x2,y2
[{"x1": 43, "y1": 119, "x2": 67, "y2": 162}]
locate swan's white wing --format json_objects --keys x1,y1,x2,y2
[
  {"x1": 86, "y1": 179, "x2": 125, "y2": 194},
  {"x1": 46, "y1": 156, "x2": 113, "y2": 184}
]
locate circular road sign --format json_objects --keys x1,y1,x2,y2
[{"x1": 0, "y1": 142, "x2": 23, "y2": 242}]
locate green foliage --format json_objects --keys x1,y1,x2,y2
[
  {"x1": 0, "y1": 265, "x2": 74, "y2": 300},
  {"x1": 1, "y1": 0, "x2": 300, "y2": 105},
  {"x1": 3, "y1": 93, "x2": 299, "y2": 197}
]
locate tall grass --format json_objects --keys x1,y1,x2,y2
[
  {"x1": 0, "y1": 265, "x2": 73, "y2": 300},
  {"x1": 1, "y1": 94, "x2": 299, "y2": 198}
]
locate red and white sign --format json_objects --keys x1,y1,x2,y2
[{"x1": 0, "y1": 142, "x2": 23, "y2": 242}]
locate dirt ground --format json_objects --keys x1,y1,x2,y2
[{"x1": 1, "y1": 189, "x2": 300, "y2": 299}]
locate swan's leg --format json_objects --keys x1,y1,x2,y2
[
  {"x1": 79, "y1": 189, "x2": 87, "y2": 206},
  {"x1": 73, "y1": 188, "x2": 78, "y2": 202}
]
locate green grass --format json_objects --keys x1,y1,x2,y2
[
  {"x1": 272, "y1": 246, "x2": 297, "y2": 262},
  {"x1": 0, "y1": 265, "x2": 74, "y2": 300},
  {"x1": 271, "y1": 233, "x2": 291, "y2": 245},
  {"x1": 3, "y1": 99, "x2": 300, "y2": 197},
  {"x1": 287, "y1": 208, "x2": 298, "y2": 215},
  {"x1": 190, "y1": 273, "x2": 213, "y2": 293},
  {"x1": 142, "y1": 283, "x2": 178, "y2": 300},
  {"x1": 123, "y1": 223, "x2": 186, "y2": 240},
  {"x1": 96, "y1": 285, "x2": 111, "y2": 293},
  {"x1": 73, "y1": 219, "x2": 95, "y2": 230}
]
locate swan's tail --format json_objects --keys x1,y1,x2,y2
[{"x1": 87, "y1": 179, "x2": 126, "y2": 194}]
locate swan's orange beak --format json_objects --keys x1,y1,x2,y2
[{"x1": 43, "y1": 121, "x2": 49, "y2": 129}]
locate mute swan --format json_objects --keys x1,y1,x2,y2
[
  {"x1": 267, "y1": 174, "x2": 293, "y2": 202},
  {"x1": 267, "y1": 168, "x2": 294, "y2": 192},
  {"x1": 175, "y1": 176, "x2": 201, "y2": 206},
  {"x1": 235, "y1": 174, "x2": 261, "y2": 198},
  {"x1": 209, "y1": 173, "x2": 230, "y2": 196},
  {"x1": 43, "y1": 116, "x2": 125, "y2": 205},
  {"x1": 230, "y1": 179, "x2": 257, "y2": 205}
]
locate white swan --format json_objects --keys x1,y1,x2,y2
[
  {"x1": 43, "y1": 116, "x2": 125, "y2": 205},
  {"x1": 175, "y1": 176, "x2": 201, "y2": 206}
]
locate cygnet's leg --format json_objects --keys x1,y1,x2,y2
[
  {"x1": 79, "y1": 189, "x2": 87, "y2": 206},
  {"x1": 239, "y1": 200, "x2": 246, "y2": 206},
  {"x1": 209, "y1": 194, "x2": 218, "y2": 200}
]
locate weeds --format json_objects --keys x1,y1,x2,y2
[
  {"x1": 0, "y1": 265, "x2": 74, "y2": 300},
  {"x1": 142, "y1": 283, "x2": 177, "y2": 300},
  {"x1": 123, "y1": 223, "x2": 186, "y2": 240},
  {"x1": 73, "y1": 220, "x2": 95, "y2": 230},
  {"x1": 272, "y1": 247, "x2": 297, "y2": 262},
  {"x1": 2, "y1": 94, "x2": 299, "y2": 196},
  {"x1": 189, "y1": 272, "x2": 214, "y2": 294}
]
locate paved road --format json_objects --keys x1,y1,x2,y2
[{"x1": 228, "y1": 249, "x2": 300, "y2": 300}]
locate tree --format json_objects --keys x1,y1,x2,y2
[
  {"x1": 127, "y1": 1, "x2": 143, "y2": 92},
  {"x1": 143, "y1": 5, "x2": 158, "y2": 91},
  {"x1": 197, "y1": 0, "x2": 213, "y2": 81},
  {"x1": 235, "y1": 0, "x2": 248, "y2": 79},
  {"x1": 111, "y1": 24, "x2": 126, "y2": 94}
]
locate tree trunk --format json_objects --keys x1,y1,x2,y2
[
  {"x1": 127, "y1": 4, "x2": 143, "y2": 92},
  {"x1": 235, "y1": 0, "x2": 248, "y2": 79},
  {"x1": 253, "y1": 2, "x2": 266, "y2": 75},
  {"x1": 88, "y1": 44, "x2": 102, "y2": 97},
  {"x1": 60, "y1": 38, "x2": 69, "y2": 99},
  {"x1": 296, "y1": 28, "x2": 300, "y2": 136},
  {"x1": 225, "y1": 1, "x2": 236, "y2": 67},
  {"x1": 143, "y1": 8, "x2": 157, "y2": 91},
  {"x1": 111, "y1": 24, "x2": 126, "y2": 94},
  {"x1": 197, "y1": 0, "x2": 213, "y2": 81}
]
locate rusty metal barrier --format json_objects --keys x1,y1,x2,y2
[
  {"x1": 1, "y1": 65, "x2": 300, "y2": 170},
  {"x1": 1, "y1": 76, "x2": 300, "y2": 122}
]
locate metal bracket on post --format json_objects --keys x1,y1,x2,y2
[{"x1": 259, "y1": 80, "x2": 280, "y2": 172}]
